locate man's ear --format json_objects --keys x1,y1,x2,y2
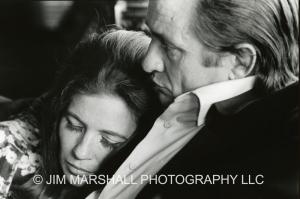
[{"x1": 228, "y1": 43, "x2": 257, "y2": 80}]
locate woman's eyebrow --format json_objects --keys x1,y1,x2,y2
[
  {"x1": 65, "y1": 111, "x2": 86, "y2": 127},
  {"x1": 99, "y1": 130, "x2": 129, "y2": 141},
  {"x1": 66, "y1": 111, "x2": 129, "y2": 141}
]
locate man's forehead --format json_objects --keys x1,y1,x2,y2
[
  {"x1": 146, "y1": 0, "x2": 197, "y2": 45},
  {"x1": 147, "y1": 0, "x2": 173, "y2": 15},
  {"x1": 147, "y1": 0, "x2": 196, "y2": 22},
  {"x1": 146, "y1": 0, "x2": 173, "y2": 25}
]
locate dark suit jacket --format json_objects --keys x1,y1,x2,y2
[{"x1": 138, "y1": 83, "x2": 299, "y2": 199}]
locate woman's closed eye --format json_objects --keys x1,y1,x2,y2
[
  {"x1": 100, "y1": 134, "x2": 126, "y2": 150},
  {"x1": 65, "y1": 117, "x2": 85, "y2": 133},
  {"x1": 64, "y1": 114, "x2": 128, "y2": 149}
]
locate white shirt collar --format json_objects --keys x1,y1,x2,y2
[{"x1": 190, "y1": 76, "x2": 256, "y2": 126}]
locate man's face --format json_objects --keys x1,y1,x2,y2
[{"x1": 143, "y1": 0, "x2": 230, "y2": 104}]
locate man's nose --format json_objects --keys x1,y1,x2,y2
[
  {"x1": 72, "y1": 132, "x2": 93, "y2": 160},
  {"x1": 142, "y1": 40, "x2": 164, "y2": 73}
]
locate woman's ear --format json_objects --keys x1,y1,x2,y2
[{"x1": 228, "y1": 43, "x2": 257, "y2": 80}]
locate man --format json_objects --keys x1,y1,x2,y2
[{"x1": 87, "y1": 0, "x2": 298, "y2": 198}]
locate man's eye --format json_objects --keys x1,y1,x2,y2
[{"x1": 162, "y1": 44, "x2": 181, "y2": 60}]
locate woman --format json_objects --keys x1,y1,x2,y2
[{"x1": 0, "y1": 28, "x2": 159, "y2": 199}]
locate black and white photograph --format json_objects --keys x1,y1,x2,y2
[{"x1": 0, "y1": 0, "x2": 298, "y2": 199}]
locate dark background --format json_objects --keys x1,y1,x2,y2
[{"x1": 0, "y1": 0, "x2": 148, "y2": 100}]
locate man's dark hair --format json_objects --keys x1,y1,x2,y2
[{"x1": 192, "y1": 0, "x2": 298, "y2": 91}]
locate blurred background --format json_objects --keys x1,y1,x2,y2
[{"x1": 0, "y1": 0, "x2": 149, "y2": 100}]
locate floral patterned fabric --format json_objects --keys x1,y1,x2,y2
[{"x1": 0, "y1": 114, "x2": 42, "y2": 199}]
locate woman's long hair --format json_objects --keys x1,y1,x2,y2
[{"x1": 11, "y1": 28, "x2": 161, "y2": 199}]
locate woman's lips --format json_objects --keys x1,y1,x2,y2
[{"x1": 66, "y1": 161, "x2": 93, "y2": 176}]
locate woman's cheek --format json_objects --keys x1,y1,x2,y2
[
  {"x1": 59, "y1": 123, "x2": 77, "y2": 155},
  {"x1": 93, "y1": 146, "x2": 112, "y2": 169}
]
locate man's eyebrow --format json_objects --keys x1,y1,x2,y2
[
  {"x1": 151, "y1": 31, "x2": 168, "y2": 45},
  {"x1": 149, "y1": 29, "x2": 180, "y2": 50},
  {"x1": 145, "y1": 21, "x2": 169, "y2": 45},
  {"x1": 99, "y1": 130, "x2": 129, "y2": 141}
]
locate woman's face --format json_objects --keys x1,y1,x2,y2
[{"x1": 59, "y1": 93, "x2": 137, "y2": 186}]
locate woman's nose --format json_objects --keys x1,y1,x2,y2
[{"x1": 72, "y1": 132, "x2": 94, "y2": 160}]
